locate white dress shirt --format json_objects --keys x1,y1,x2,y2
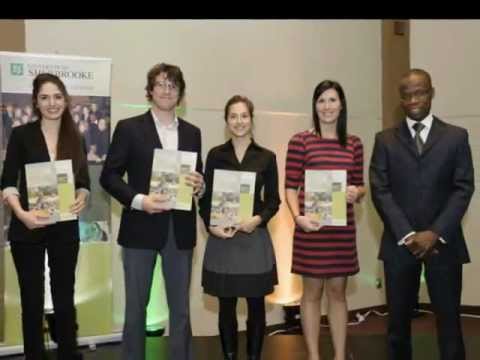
[{"x1": 406, "y1": 113, "x2": 433, "y2": 144}]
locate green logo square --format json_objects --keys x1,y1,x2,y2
[{"x1": 10, "y1": 63, "x2": 24, "y2": 76}]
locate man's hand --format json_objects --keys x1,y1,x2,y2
[
  {"x1": 405, "y1": 230, "x2": 439, "y2": 259},
  {"x1": 185, "y1": 171, "x2": 204, "y2": 195},
  {"x1": 143, "y1": 193, "x2": 172, "y2": 214}
]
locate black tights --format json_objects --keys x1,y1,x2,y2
[
  {"x1": 218, "y1": 296, "x2": 265, "y2": 329},
  {"x1": 218, "y1": 296, "x2": 266, "y2": 358}
]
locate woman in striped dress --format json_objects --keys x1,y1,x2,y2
[{"x1": 285, "y1": 80, "x2": 365, "y2": 360}]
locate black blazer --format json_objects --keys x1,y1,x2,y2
[
  {"x1": 369, "y1": 117, "x2": 474, "y2": 264},
  {"x1": 1, "y1": 121, "x2": 90, "y2": 243},
  {"x1": 99, "y1": 111, "x2": 203, "y2": 250}
]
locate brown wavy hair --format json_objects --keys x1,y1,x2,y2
[{"x1": 145, "y1": 63, "x2": 186, "y2": 105}]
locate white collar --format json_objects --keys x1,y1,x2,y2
[
  {"x1": 406, "y1": 113, "x2": 433, "y2": 131},
  {"x1": 150, "y1": 109, "x2": 178, "y2": 128}
]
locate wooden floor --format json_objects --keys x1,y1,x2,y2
[{"x1": 2, "y1": 312, "x2": 480, "y2": 359}]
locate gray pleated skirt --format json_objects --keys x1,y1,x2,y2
[{"x1": 202, "y1": 227, "x2": 278, "y2": 298}]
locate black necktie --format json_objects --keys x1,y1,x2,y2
[{"x1": 412, "y1": 122, "x2": 425, "y2": 155}]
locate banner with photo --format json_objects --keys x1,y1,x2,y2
[{"x1": 0, "y1": 51, "x2": 113, "y2": 346}]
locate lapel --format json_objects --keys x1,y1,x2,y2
[
  {"x1": 421, "y1": 116, "x2": 447, "y2": 156},
  {"x1": 31, "y1": 120, "x2": 52, "y2": 162},
  {"x1": 395, "y1": 120, "x2": 418, "y2": 158},
  {"x1": 394, "y1": 117, "x2": 447, "y2": 159},
  {"x1": 177, "y1": 118, "x2": 186, "y2": 151},
  {"x1": 141, "y1": 110, "x2": 162, "y2": 149}
]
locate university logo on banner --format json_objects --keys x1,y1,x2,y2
[{"x1": 9, "y1": 63, "x2": 24, "y2": 76}]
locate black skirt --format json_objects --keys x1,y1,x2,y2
[{"x1": 202, "y1": 227, "x2": 278, "y2": 298}]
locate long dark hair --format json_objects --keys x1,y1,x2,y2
[
  {"x1": 32, "y1": 73, "x2": 86, "y2": 175},
  {"x1": 312, "y1": 80, "x2": 348, "y2": 147}
]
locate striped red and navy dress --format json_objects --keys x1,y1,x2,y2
[{"x1": 285, "y1": 130, "x2": 364, "y2": 278}]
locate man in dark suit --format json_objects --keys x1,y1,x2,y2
[
  {"x1": 100, "y1": 63, "x2": 204, "y2": 360},
  {"x1": 369, "y1": 69, "x2": 474, "y2": 360}
]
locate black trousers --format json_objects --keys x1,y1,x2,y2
[
  {"x1": 10, "y1": 228, "x2": 80, "y2": 360},
  {"x1": 384, "y1": 258, "x2": 464, "y2": 360}
]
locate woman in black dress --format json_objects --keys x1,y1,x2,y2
[{"x1": 199, "y1": 95, "x2": 280, "y2": 360}]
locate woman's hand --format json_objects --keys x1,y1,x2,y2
[
  {"x1": 295, "y1": 215, "x2": 322, "y2": 232},
  {"x1": 238, "y1": 215, "x2": 262, "y2": 233},
  {"x1": 209, "y1": 225, "x2": 238, "y2": 239},
  {"x1": 346, "y1": 185, "x2": 359, "y2": 204},
  {"x1": 70, "y1": 191, "x2": 89, "y2": 215},
  {"x1": 17, "y1": 209, "x2": 49, "y2": 230}
]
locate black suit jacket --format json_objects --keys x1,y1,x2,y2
[
  {"x1": 369, "y1": 117, "x2": 474, "y2": 265},
  {"x1": 1, "y1": 121, "x2": 90, "y2": 243},
  {"x1": 99, "y1": 111, "x2": 203, "y2": 250}
]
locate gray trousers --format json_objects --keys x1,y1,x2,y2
[{"x1": 121, "y1": 220, "x2": 193, "y2": 360}]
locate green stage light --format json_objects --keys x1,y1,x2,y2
[{"x1": 146, "y1": 256, "x2": 169, "y2": 333}]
